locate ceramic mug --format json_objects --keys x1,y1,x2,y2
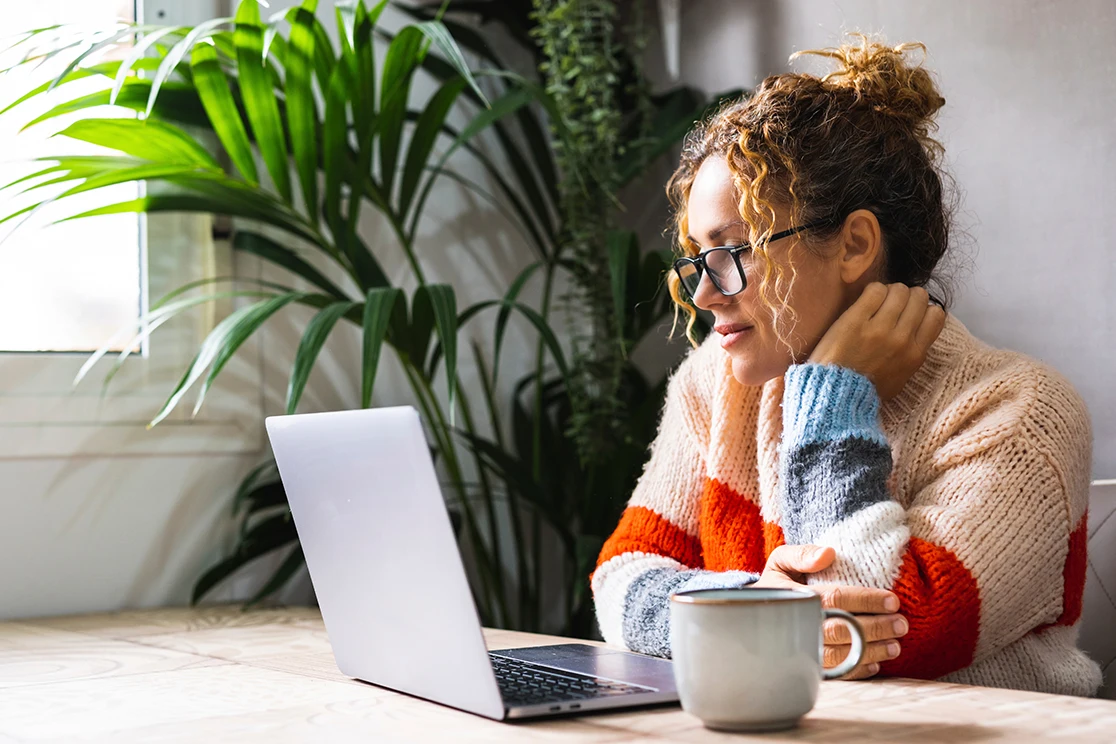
[{"x1": 669, "y1": 587, "x2": 866, "y2": 732}]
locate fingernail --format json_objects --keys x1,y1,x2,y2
[
  {"x1": 886, "y1": 642, "x2": 901, "y2": 659},
  {"x1": 893, "y1": 618, "x2": 909, "y2": 636},
  {"x1": 884, "y1": 596, "x2": 900, "y2": 612},
  {"x1": 868, "y1": 663, "x2": 880, "y2": 674}
]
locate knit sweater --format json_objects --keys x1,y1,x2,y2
[{"x1": 592, "y1": 314, "x2": 1102, "y2": 696}]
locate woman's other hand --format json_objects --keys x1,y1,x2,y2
[
  {"x1": 808, "y1": 282, "x2": 946, "y2": 400},
  {"x1": 752, "y1": 544, "x2": 908, "y2": 680}
]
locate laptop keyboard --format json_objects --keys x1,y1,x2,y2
[{"x1": 489, "y1": 653, "x2": 655, "y2": 707}]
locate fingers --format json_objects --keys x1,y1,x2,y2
[
  {"x1": 840, "y1": 662, "x2": 881, "y2": 681},
  {"x1": 915, "y1": 302, "x2": 947, "y2": 351},
  {"x1": 847, "y1": 282, "x2": 889, "y2": 322},
  {"x1": 823, "y1": 613, "x2": 908, "y2": 645},
  {"x1": 870, "y1": 282, "x2": 911, "y2": 326},
  {"x1": 764, "y1": 544, "x2": 836, "y2": 576},
  {"x1": 824, "y1": 638, "x2": 901, "y2": 670},
  {"x1": 895, "y1": 286, "x2": 930, "y2": 339},
  {"x1": 817, "y1": 584, "x2": 900, "y2": 614}
]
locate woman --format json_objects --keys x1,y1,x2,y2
[{"x1": 591, "y1": 36, "x2": 1102, "y2": 696}]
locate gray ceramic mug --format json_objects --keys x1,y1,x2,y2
[{"x1": 669, "y1": 587, "x2": 866, "y2": 732}]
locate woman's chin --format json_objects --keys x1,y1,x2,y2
[{"x1": 730, "y1": 356, "x2": 789, "y2": 387}]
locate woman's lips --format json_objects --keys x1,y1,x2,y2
[{"x1": 714, "y1": 323, "x2": 754, "y2": 350}]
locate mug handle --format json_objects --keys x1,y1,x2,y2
[{"x1": 821, "y1": 609, "x2": 866, "y2": 680}]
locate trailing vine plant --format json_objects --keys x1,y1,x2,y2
[{"x1": 531, "y1": 0, "x2": 639, "y2": 467}]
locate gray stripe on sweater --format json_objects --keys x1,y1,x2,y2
[
  {"x1": 780, "y1": 437, "x2": 893, "y2": 545},
  {"x1": 622, "y1": 568, "x2": 691, "y2": 658},
  {"x1": 621, "y1": 567, "x2": 758, "y2": 658}
]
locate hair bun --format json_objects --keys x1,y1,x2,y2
[{"x1": 792, "y1": 34, "x2": 945, "y2": 137}]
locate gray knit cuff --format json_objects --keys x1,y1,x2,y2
[{"x1": 621, "y1": 568, "x2": 758, "y2": 658}]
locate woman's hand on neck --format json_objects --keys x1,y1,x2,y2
[{"x1": 805, "y1": 282, "x2": 946, "y2": 400}]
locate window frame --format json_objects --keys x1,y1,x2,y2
[{"x1": 0, "y1": 0, "x2": 265, "y2": 459}]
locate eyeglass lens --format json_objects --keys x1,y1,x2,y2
[{"x1": 679, "y1": 249, "x2": 745, "y2": 297}]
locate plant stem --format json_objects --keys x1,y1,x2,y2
[
  {"x1": 400, "y1": 358, "x2": 502, "y2": 624},
  {"x1": 528, "y1": 259, "x2": 558, "y2": 630},
  {"x1": 456, "y1": 377, "x2": 507, "y2": 626},
  {"x1": 475, "y1": 343, "x2": 528, "y2": 629},
  {"x1": 389, "y1": 211, "x2": 428, "y2": 286},
  {"x1": 402, "y1": 357, "x2": 509, "y2": 626}
]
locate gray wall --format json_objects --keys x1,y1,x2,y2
[{"x1": 675, "y1": 0, "x2": 1116, "y2": 477}]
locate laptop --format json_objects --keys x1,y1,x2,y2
[{"x1": 265, "y1": 405, "x2": 679, "y2": 721}]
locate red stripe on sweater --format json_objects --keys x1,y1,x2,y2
[
  {"x1": 594, "y1": 506, "x2": 703, "y2": 576},
  {"x1": 764, "y1": 520, "x2": 786, "y2": 558},
  {"x1": 879, "y1": 537, "x2": 981, "y2": 679},
  {"x1": 700, "y1": 479, "x2": 783, "y2": 573},
  {"x1": 1055, "y1": 512, "x2": 1088, "y2": 626}
]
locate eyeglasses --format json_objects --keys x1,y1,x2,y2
[{"x1": 673, "y1": 219, "x2": 830, "y2": 300}]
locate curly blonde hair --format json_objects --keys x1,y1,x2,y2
[{"x1": 666, "y1": 34, "x2": 954, "y2": 344}]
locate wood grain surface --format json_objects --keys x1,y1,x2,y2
[{"x1": 2, "y1": 607, "x2": 1114, "y2": 743}]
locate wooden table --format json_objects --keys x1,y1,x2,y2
[{"x1": 2, "y1": 607, "x2": 1114, "y2": 743}]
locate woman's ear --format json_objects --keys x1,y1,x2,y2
[{"x1": 836, "y1": 209, "x2": 883, "y2": 285}]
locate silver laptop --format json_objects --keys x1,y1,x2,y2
[{"x1": 265, "y1": 405, "x2": 679, "y2": 721}]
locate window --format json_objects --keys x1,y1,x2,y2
[
  {"x1": 0, "y1": 0, "x2": 264, "y2": 458},
  {"x1": 0, "y1": 1, "x2": 142, "y2": 353}
]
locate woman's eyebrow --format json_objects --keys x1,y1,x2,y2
[{"x1": 685, "y1": 220, "x2": 747, "y2": 247}]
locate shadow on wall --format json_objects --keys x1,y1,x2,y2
[{"x1": 678, "y1": 0, "x2": 785, "y2": 94}]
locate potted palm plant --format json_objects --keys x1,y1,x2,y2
[
  {"x1": 0, "y1": 0, "x2": 554, "y2": 618},
  {"x1": 1, "y1": 0, "x2": 732, "y2": 637}
]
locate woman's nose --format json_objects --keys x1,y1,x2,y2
[{"x1": 691, "y1": 272, "x2": 727, "y2": 311}]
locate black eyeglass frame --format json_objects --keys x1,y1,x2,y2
[{"x1": 673, "y1": 219, "x2": 831, "y2": 300}]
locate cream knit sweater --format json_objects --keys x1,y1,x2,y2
[{"x1": 592, "y1": 314, "x2": 1102, "y2": 696}]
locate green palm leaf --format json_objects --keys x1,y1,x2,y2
[
  {"x1": 413, "y1": 20, "x2": 488, "y2": 105},
  {"x1": 379, "y1": 25, "x2": 423, "y2": 198},
  {"x1": 48, "y1": 25, "x2": 151, "y2": 93},
  {"x1": 56, "y1": 118, "x2": 220, "y2": 168},
  {"x1": 287, "y1": 300, "x2": 358, "y2": 414},
  {"x1": 415, "y1": 284, "x2": 458, "y2": 415},
  {"x1": 322, "y1": 54, "x2": 352, "y2": 246},
  {"x1": 407, "y1": 85, "x2": 535, "y2": 241},
  {"x1": 143, "y1": 293, "x2": 304, "y2": 426},
  {"x1": 191, "y1": 42, "x2": 258, "y2": 183},
  {"x1": 427, "y1": 291, "x2": 568, "y2": 392},
  {"x1": 56, "y1": 188, "x2": 320, "y2": 246},
  {"x1": 23, "y1": 82, "x2": 206, "y2": 131},
  {"x1": 101, "y1": 286, "x2": 292, "y2": 391},
  {"x1": 339, "y1": 0, "x2": 388, "y2": 260},
  {"x1": 111, "y1": 25, "x2": 185, "y2": 104},
  {"x1": 2, "y1": 155, "x2": 179, "y2": 197},
  {"x1": 0, "y1": 59, "x2": 133, "y2": 116},
  {"x1": 396, "y1": 11, "x2": 556, "y2": 205},
  {"x1": 493, "y1": 261, "x2": 541, "y2": 387},
  {"x1": 428, "y1": 261, "x2": 543, "y2": 386},
  {"x1": 398, "y1": 76, "x2": 466, "y2": 220},
  {"x1": 8, "y1": 28, "x2": 105, "y2": 76},
  {"x1": 234, "y1": 0, "x2": 291, "y2": 202},
  {"x1": 191, "y1": 512, "x2": 297, "y2": 604},
  {"x1": 73, "y1": 289, "x2": 277, "y2": 389},
  {"x1": 246, "y1": 544, "x2": 305, "y2": 607},
  {"x1": 286, "y1": 0, "x2": 320, "y2": 225},
  {"x1": 232, "y1": 459, "x2": 280, "y2": 514},
  {"x1": 147, "y1": 17, "x2": 231, "y2": 117},
  {"x1": 361, "y1": 287, "x2": 403, "y2": 408},
  {"x1": 0, "y1": 164, "x2": 226, "y2": 234},
  {"x1": 233, "y1": 230, "x2": 349, "y2": 300}
]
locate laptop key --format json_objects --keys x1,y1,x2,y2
[{"x1": 490, "y1": 653, "x2": 656, "y2": 708}]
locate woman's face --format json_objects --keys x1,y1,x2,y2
[{"x1": 685, "y1": 156, "x2": 864, "y2": 386}]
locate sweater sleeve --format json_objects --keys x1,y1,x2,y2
[
  {"x1": 592, "y1": 345, "x2": 758, "y2": 657},
  {"x1": 778, "y1": 362, "x2": 1093, "y2": 681}
]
